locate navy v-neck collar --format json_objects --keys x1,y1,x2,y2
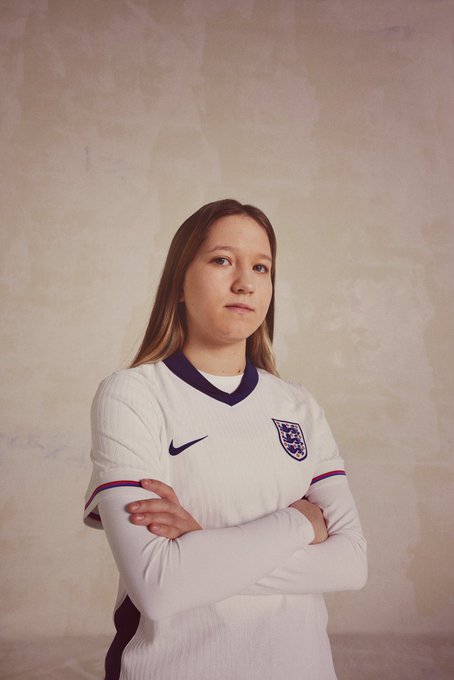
[{"x1": 163, "y1": 351, "x2": 258, "y2": 406}]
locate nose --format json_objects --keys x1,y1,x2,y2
[{"x1": 231, "y1": 269, "x2": 255, "y2": 295}]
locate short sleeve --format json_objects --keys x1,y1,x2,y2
[
  {"x1": 305, "y1": 392, "x2": 346, "y2": 489},
  {"x1": 83, "y1": 370, "x2": 163, "y2": 529}
]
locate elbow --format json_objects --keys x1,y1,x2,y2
[
  {"x1": 139, "y1": 599, "x2": 173, "y2": 623},
  {"x1": 130, "y1": 585, "x2": 180, "y2": 623},
  {"x1": 130, "y1": 539, "x2": 186, "y2": 622},
  {"x1": 350, "y1": 535, "x2": 368, "y2": 591},
  {"x1": 350, "y1": 559, "x2": 367, "y2": 591},
  {"x1": 122, "y1": 583, "x2": 164, "y2": 622}
]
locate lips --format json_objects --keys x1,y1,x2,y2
[{"x1": 225, "y1": 303, "x2": 254, "y2": 312}]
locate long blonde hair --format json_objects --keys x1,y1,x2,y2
[{"x1": 130, "y1": 199, "x2": 278, "y2": 374}]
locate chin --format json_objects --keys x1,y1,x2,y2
[{"x1": 218, "y1": 329, "x2": 257, "y2": 346}]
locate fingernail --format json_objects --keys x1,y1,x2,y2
[
  {"x1": 141, "y1": 479, "x2": 155, "y2": 487},
  {"x1": 129, "y1": 503, "x2": 139, "y2": 511},
  {"x1": 134, "y1": 514, "x2": 144, "y2": 520}
]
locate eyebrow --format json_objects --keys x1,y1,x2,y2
[{"x1": 206, "y1": 245, "x2": 272, "y2": 262}]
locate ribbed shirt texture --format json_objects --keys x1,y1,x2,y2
[{"x1": 84, "y1": 353, "x2": 367, "y2": 680}]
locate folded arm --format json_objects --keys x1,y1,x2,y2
[
  {"x1": 99, "y1": 488, "x2": 314, "y2": 622},
  {"x1": 89, "y1": 370, "x2": 365, "y2": 622},
  {"x1": 118, "y1": 474, "x2": 366, "y2": 616},
  {"x1": 241, "y1": 477, "x2": 367, "y2": 596}
]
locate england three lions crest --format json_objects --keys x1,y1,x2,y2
[{"x1": 272, "y1": 418, "x2": 307, "y2": 461}]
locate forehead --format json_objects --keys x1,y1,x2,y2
[{"x1": 204, "y1": 214, "x2": 272, "y2": 253}]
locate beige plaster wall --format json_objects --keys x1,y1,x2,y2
[{"x1": 1, "y1": 0, "x2": 453, "y2": 639}]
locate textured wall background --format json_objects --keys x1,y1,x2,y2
[{"x1": 1, "y1": 0, "x2": 453, "y2": 640}]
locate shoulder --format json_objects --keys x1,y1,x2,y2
[
  {"x1": 91, "y1": 362, "x2": 165, "y2": 418},
  {"x1": 96, "y1": 362, "x2": 155, "y2": 391},
  {"x1": 257, "y1": 369, "x2": 319, "y2": 410}
]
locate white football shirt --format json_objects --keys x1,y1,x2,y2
[{"x1": 84, "y1": 352, "x2": 366, "y2": 680}]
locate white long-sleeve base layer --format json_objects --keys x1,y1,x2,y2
[{"x1": 84, "y1": 353, "x2": 367, "y2": 680}]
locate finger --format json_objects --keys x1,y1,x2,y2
[
  {"x1": 140, "y1": 479, "x2": 179, "y2": 503},
  {"x1": 130, "y1": 512, "x2": 154, "y2": 525},
  {"x1": 130, "y1": 510, "x2": 182, "y2": 527},
  {"x1": 144, "y1": 512, "x2": 182, "y2": 527},
  {"x1": 127, "y1": 498, "x2": 178, "y2": 514},
  {"x1": 148, "y1": 524, "x2": 181, "y2": 540}
]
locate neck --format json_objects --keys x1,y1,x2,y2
[{"x1": 182, "y1": 341, "x2": 246, "y2": 376}]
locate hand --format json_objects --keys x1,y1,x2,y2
[
  {"x1": 290, "y1": 498, "x2": 328, "y2": 544},
  {"x1": 127, "y1": 479, "x2": 202, "y2": 539}
]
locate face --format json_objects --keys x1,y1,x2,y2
[{"x1": 181, "y1": 214, "x2": 273, "y2": 354}]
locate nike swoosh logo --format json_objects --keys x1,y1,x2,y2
[{"x1": 169, "y1": 435, "x2": 208, "y2": 456}]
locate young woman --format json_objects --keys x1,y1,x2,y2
[{"x1": 84, "y1": 199, "x2": 367, "y2": 680}]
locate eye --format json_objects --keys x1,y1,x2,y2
[
  {"x1": 212, "y1": 257, "x2": 230, "y2": 266},
  {"x1": 253, "y1": 263, "x2": 269, "y2": 273}
]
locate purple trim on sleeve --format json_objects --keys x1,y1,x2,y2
[
  {"x1": 163, "y1": 351, "x2": 259, "y2": 405},
  {"x1": 84, "y1": 480, "x2": 142, "y2": 510},
  {"x1": 310, "y1": 470, "x2": 346, "y2": 485}
]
